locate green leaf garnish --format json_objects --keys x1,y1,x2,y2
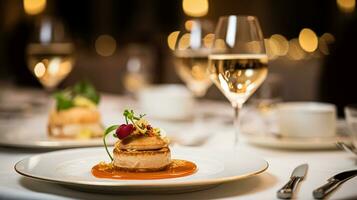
[
  {"x1": 103, "y1": 125, "x2": 119, "y2": 161},
  {"x1": 54, "y1": 81, "x2": 100, "y2": 111},
  {"x1": 73, "y1": 81, "x2": 100, "y2": 104},
  {"x1": 54, "y1": 91, "x2": 74, "y2": 110}
]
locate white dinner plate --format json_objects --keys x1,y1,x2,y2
[{"x1": 15, "y1": 147, "x2": 268, "y2": 193}]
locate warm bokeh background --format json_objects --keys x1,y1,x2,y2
[{"x1": 0, "y1": 0, "x2": 356, "y2": 115}]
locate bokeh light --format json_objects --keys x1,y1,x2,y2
[
  {"x1": 318, "y1": 33, "x2": 335, "y2": 55},
  {"x1": 34, "y1": 62, "x2": 46, "y2": 78},
  {"x1": 269, "y1": 34, "x2": 289, "y2": 56},
  {"x1": 48, "y1": 58, "x2": 60, "y2": 75},
  {"x1": 182, "y1": 0, "x2": 209, "y2": 17},
  {"x1": 321, "y1": 33, "x2": 335, "y2": 44},
  {"x1": 178, "y1": 33, "x2": 191, "y2": 50},
  {"x1": 203, "y1": 33, "x2": 215, "y2": 48},
  {"x1": 167, "y1": 31, "x2": 180, "y2": 51},
  {"x1": 337, "y1": 0, "x2": 356, "y2": 13},
  {"x1": 23, "y1": 0, "x2": 46, "y2": 15},
  {"x1": 95, "y1": 35, "x2": 117, "y2": 57},
  {"x1": 287, "y1": 39, "x2": 306, "y2": 60},
  {"x1": 185, "y1": 20, "x2": 193, "y2": 31},
  {"x1": 299, "y1": 28, "x2": 318, "y2": 52}
]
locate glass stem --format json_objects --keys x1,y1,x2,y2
[
  {"x1": 233, "y1": 103, "x2": 242, "y2": 147},
  {"x1": 193, "y1": 96, "x2": 204, "y2": 132}
]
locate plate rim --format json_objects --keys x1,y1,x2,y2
[
  {"x1": 0, "y1": 137, "x2": 115, "y2": 149},
  {"x1": 14, "y1": 148, "x2": 269, "y2": 187}
]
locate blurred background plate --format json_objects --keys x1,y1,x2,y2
[{"x1": 0, "y1": 130, "x2": 116, "y2": 149}]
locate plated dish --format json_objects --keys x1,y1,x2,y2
[
  {"x1": 49, "y1": 81, "x2": 104, "y2": 139},
  {"x1": 92, "y1": 109, "x2": 197, "y2": 179},
  {"x1": 0, "y1": 82, "x2": 111, "y2": 149},
  {"x1": 15, "y1": 146, "x2": 268, "y2": 193},
  {"x1": 14, "y1": 109, "x2": 268, "y2": 193}
]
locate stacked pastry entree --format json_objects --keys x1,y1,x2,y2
[
  {"x1": 103, "y1": 110, "x2": 171, "y2": 172},
  {"x1": 48, "y1": 81, "x2": 104, "y2": 139}
]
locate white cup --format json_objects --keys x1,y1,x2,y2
[
  {"x1": 277, "y1": 102, "x2": 337, "y2": 138},
  {"x1": 137, "y1": 84, "x2": 194, "y2": 120}
]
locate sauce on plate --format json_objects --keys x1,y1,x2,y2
[{"x1": 92, "y1": 159, "x2": 197, "y2": 180}]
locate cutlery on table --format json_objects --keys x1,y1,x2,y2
[
  {"x1": 336, "y1": 142, "x2": 357, "y2": 156},
  {"x1": 277, "y1": 163, "x2": 308, "y2": 199},
  {"x1": 313, "y1": 169, "x2": 357, "y2": 199}
]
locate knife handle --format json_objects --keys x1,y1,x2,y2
[
  {"x1": 277, "y1": 176, "x2": 301, "y2": 199},
  {"x1": 313, "y1": 179, "x2": 341, "y2": 199}
]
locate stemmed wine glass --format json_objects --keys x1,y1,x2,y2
[
  {"x1": 26, "y1": 16, "x2": 75, "y2": 92},
  {"x1": 174, "y1": 19, "x2": 214, "y2": 98},
  {"x1": 172, "y1": 19, "x2": 215, "y2": 138},
  {"x1": 208, "y1": 15, "x2": 268, "y2": 146},
  {"x1": 123, "y1": 44, "x2": 154, "y2": 97}
]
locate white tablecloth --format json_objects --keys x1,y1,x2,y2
[{"x1": 0, "y1": 93, "x2": 356, "y2": 200}]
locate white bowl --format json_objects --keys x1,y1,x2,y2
[
  {"x1": 277, "y1": 102, "x2": 337, "y2": 138},
  {"x1": 138, "y1": 84, "x2": 194, "y2": 120}
]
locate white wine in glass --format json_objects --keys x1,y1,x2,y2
[
  {"x1": 171, "y1": 19, "x2": 214, "y2": 136},
  {"x1": 26, "y1": 16, "x2": 74, "y2": 91},
  {"x1": 174, "y1": 19, "x2": 214, "y2": 98},
  {"x1": 27, "y1": 43, "x2": 74, "y2": 90},
  {"x1": 174, "y1": 52, "x2": 211, "y2": 97},
  {"x1": 209, "y1": 54, "x2": 268, "y2": 107},
  {"x1": 209, "y1": 15, "x2": 268, "y2": 146}
]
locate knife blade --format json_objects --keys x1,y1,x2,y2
[
  {"x1": 313, "y1": 169, "x2": 357, "y2": 199},
  {"x1": 277, "y1": 164, "x2": 308, "y2": 199}
]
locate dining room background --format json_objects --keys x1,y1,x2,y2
[
  {"x1": 0, "y1": 0, "x2": 356, "y2": 116},
  {"x1": 1, "y1": 1, "x2": 357, "y2": 199}
]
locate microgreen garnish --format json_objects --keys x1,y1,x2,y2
[
  {"x1": 103, "y1": 125, "x2": 119, "y2": 161},
  {"x1": 123, "y1": 109, "x2": 146, "y2": 124}
]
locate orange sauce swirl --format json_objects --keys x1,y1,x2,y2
[{"x1": 92, "y1": 159, "x2": 197, "y2": 180}]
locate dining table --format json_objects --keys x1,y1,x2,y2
[{"x1": 0, "y1": 89, "x2": 356, "y2": 200}]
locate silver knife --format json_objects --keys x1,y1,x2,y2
[
  {"x1": 313, "y1": 169, "x2": 357, "y2": 199},
  {"x1": 277, "y1": 164, "x2": 308, "y2": 199}
]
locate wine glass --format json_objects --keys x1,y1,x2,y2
[
  {"x1": 122, "y1": 44, "x2": 154, "y2": 97},
  {"x1": 172, "y1": 19, "x2": 215, "y2": 138},
  {"x1": 174, "y1": 19, "x2": 214, "y2": 98},
  {"x1": 208, "y1": 15, "x2": 268, "y2": 146},
  {"x1": 250, "y1": 73, "x2": 282, "y2": 113},
  {"x1": 26, "y1": 16, "x2": 75, "y2": 92}
]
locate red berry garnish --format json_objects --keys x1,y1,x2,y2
[{"x1": 116, "y1": 124, "x2": 134, "y2": 139}]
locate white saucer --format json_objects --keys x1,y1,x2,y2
[
  {"x1": 15, "y1": 147, "x2": 268, "y2": 193},
  {"x1": 242, "y1": 134, "x2": 351, "y2": 150}
]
